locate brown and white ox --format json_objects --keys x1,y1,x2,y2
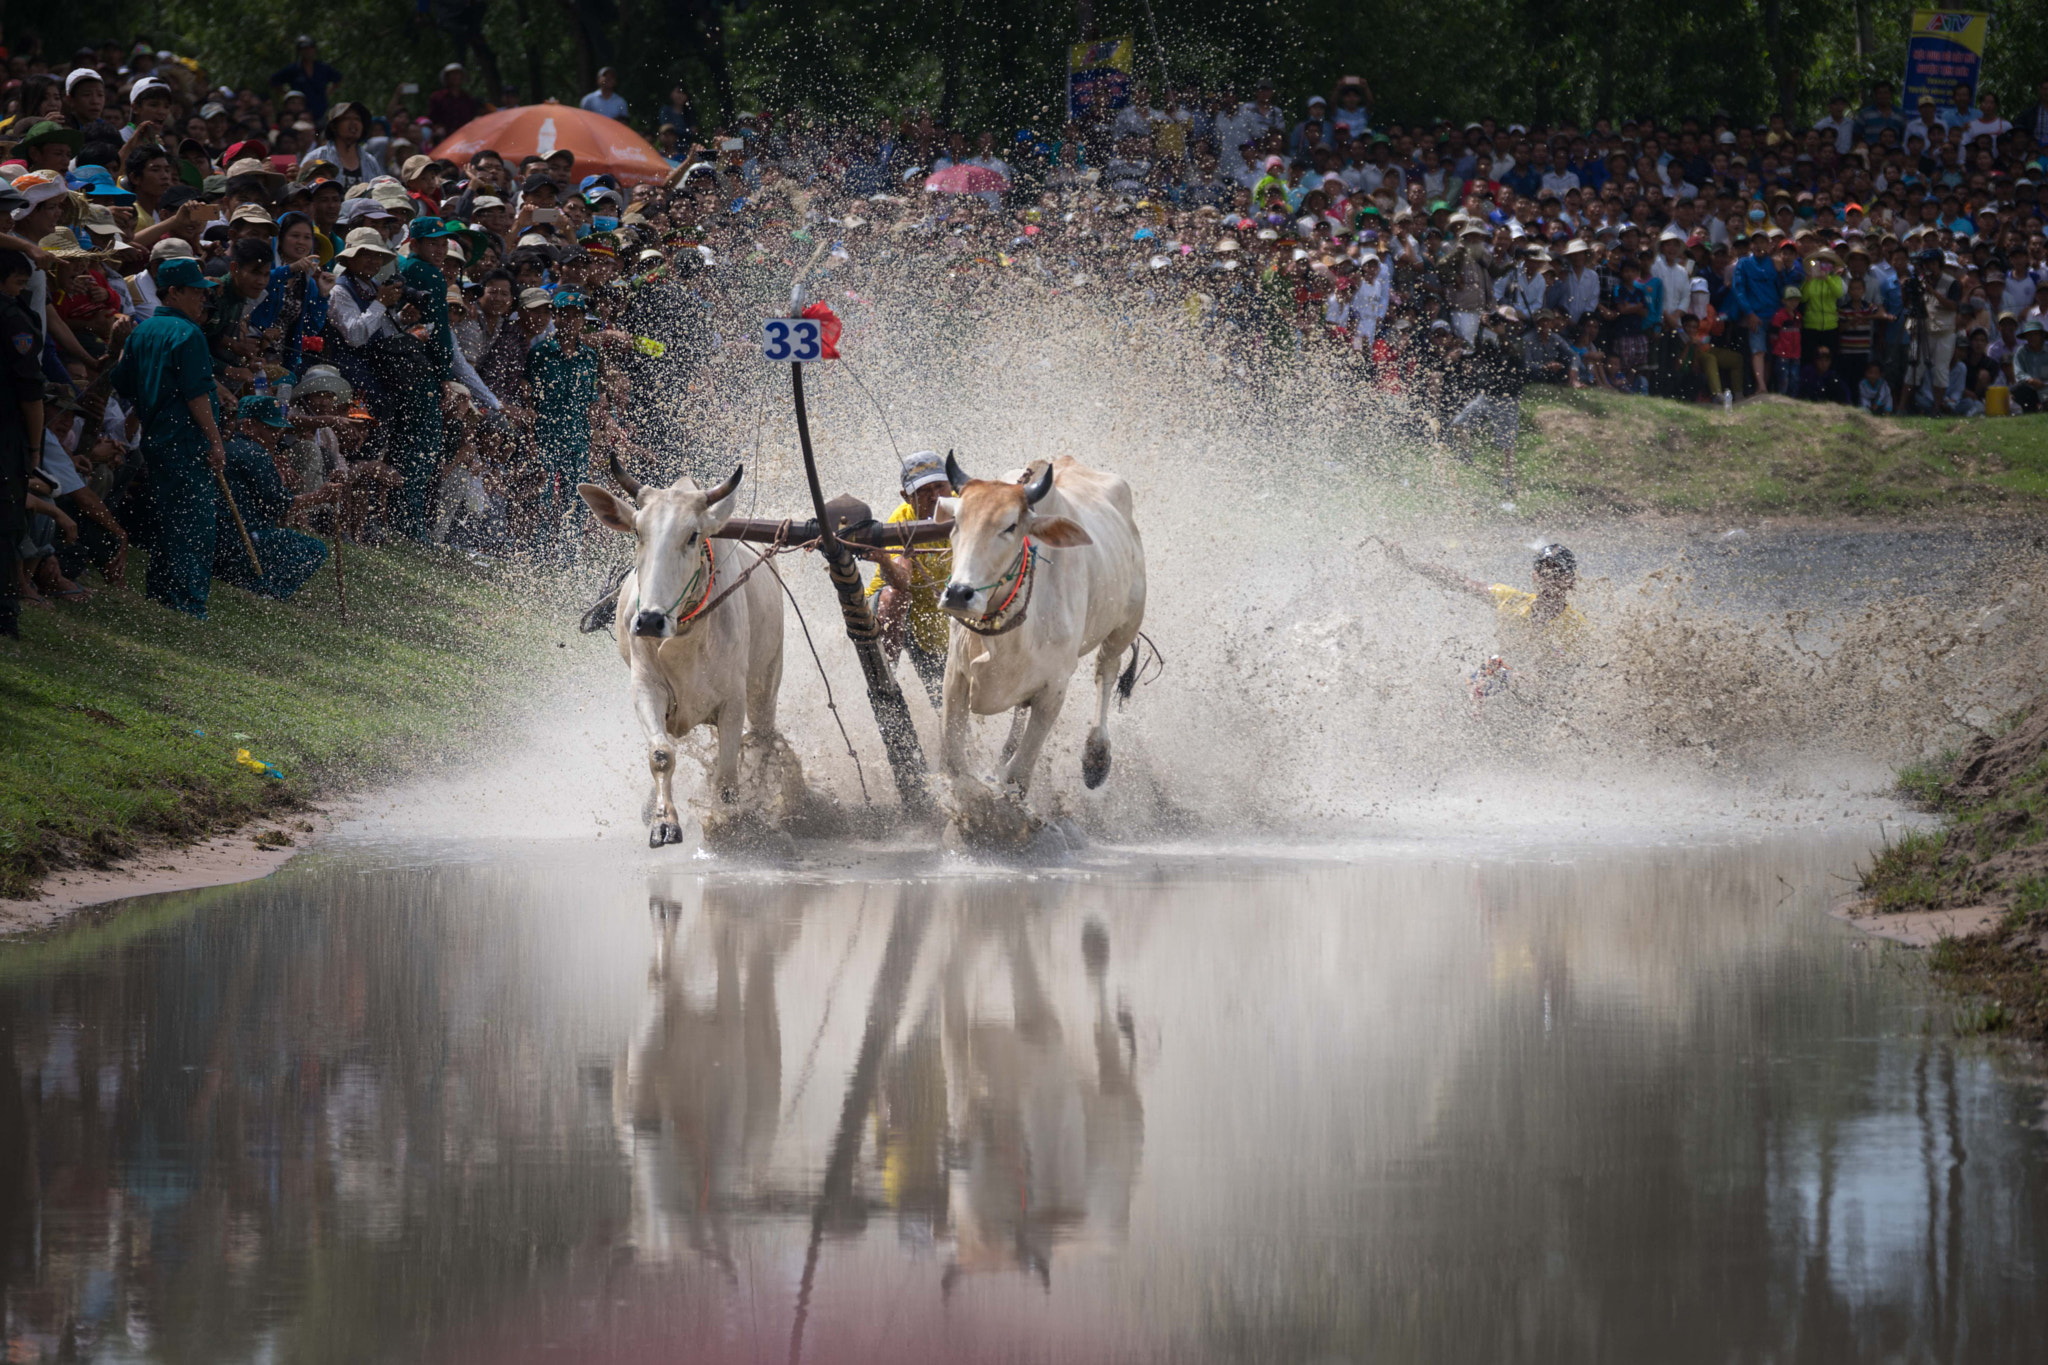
[
  {"x1": 937, "y1": 454, "x2": 1146, "y2": 796},
  {"x1": 580, "y1": 461, "x2": 784, "y2": 847}
]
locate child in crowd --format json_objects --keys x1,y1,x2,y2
[
  {"x1": 1770, "y1": 286, "x2": 1803, "y2": 397},
  {"x1": 1833, "y1": 276, "x2": 1881, "y2": 388},
  {"x1": 1858, "y1": 363, "x2": 1894, "y2": 414},
  {"x1": 1569, "y1": 317, "x2": 1606, "y2": 389}
]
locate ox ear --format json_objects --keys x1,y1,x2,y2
[
  {"x1": 933, "y1": 496, "x2": 959, "y2": 524},
  {"x1": 579, "y1": 483, "x2": 638, "y2": 534},
  {"x1": 1027, "y1": 515, "x2": 1092, "y2": 548}
]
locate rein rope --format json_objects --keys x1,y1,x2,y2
[
  {"x1": 952, "y1": 537, "x2": 1038, "y2": 637},
  {"x1": 630, "y1": 521, "x2": 821, "y2": 638}
]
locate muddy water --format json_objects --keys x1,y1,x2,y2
[{"x1": 2, "y1": 835, "x2": 2044, "y2": 1362}]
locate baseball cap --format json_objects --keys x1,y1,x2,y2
[
  {"x1": 899, "y1": 450, "x2": 950, "y2": 494},
  {"x1": 64, "y1": 68, "x2": 103, "y2": 93},
  {"x1": 518, "y1": 286, "x2": 554, "y2": 310},
  {"x1": 157, "y1": 258, "x2": 219, "y2": 290},
  {"x1": 237, "y1": 394, "x2": 291, "y2": 428}
]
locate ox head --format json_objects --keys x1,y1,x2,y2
[
  {"x1": 937, "y1": 455, "x2": 1091, "y2": 617},
  {"x1": 579, "y1": 457, "x2": 744, "y2": 639}
]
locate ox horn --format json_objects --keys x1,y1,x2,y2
[
  {"x1": 945, "y1": 450, "x2": 971, "y2": 492},
  {"x1": 703, "y1": 464, "x2": 744, "y2": 506},
  {"x1": 609, "y1": 453, "x2": 644, "y2": 502},
  {"x1": 1024, "y1": 461, "x2": 1054, "y2": 505}
]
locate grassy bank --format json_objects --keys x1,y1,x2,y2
[
  {"x1": 0, "y1": 544, "x2": 554, "y2": 901},
  {"x1": 1861, "y1": 696, "x2": 2048, "y2": 1044},
  {"x1": 1502, "y1": 390, "x2": 2048, "y2": 518}
]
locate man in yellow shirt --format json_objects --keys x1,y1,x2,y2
[
  {"x1": 1384, "y1": 540, "x2": 1587, "y2": 661},
  {"x1": 864, "y1": 450, "x2": 954, "y2": 706}
]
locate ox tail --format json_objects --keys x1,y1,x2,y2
[
  {"x1": 1115, "y1": 631, "x2": 1163, "y2": 708},
  {"x1": 1116, "y1": 642, "x2": 1141, "y2": 703}
]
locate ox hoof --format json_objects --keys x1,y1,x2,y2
[
  {"x1": 1081, "y1": 732, "x2": 1111, "y2": 789},
  {"x1": 649, "y1": 820, "x2": 685, "y2": 848}
]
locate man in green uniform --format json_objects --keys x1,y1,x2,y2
[
  {"x1": 215, "y1": 395, "x2": 331, "y2": 601},
  {"x1": 523, "y1": 286, "x2": 602, "y2": 559},
  {"x1": 108, "y1": 258, "x2": 230, "y2": 619},
  {"x1": 389, "y1": 217, "x2": 460, "y2": 539},
  {"x1": 0, "y1": 249, "x2": 44, "y2": 638}
]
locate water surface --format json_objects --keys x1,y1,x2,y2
[{"x1": 2, "y1": 836, "x2": 2044, "y2": 1363}]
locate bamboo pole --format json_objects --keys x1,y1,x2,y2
[{"x1": 212, "y1": 467, "x2": 264, "y2": 577}]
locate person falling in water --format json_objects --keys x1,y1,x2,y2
[
  {"x1": 863, "y1": 450, "x2": 956, "y2": 708},
  {"x1": 1381, "y1": 541, "x2": 1588, "y2": 695}
]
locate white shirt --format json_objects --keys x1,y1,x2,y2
[
  {"x1": 1564, "y1": 265, "x2": 1601, "y2": 322},
  {"x1": 1111, "y1": 106, "x2": 1159, "y2": 139},
  {"x1": 1650, "y1": 256, "x2": 1694, "y2": 319},
  {"x1": 2005, "y1": 266, "x2": 2042, "y2": 321},
  {"x1": 1965, "y1": 117, "x2": 2012, "y2": 149},
  {"x1": 1539, "y1": 168, "x2": 1581, "y2": 195},
  {"x1": 1813, "y1": 114, "x2": 1855, "y2": 154}
]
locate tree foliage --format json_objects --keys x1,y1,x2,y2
[{"x1": 22, "y1": 0, "x2": 2048, "y2": 134}]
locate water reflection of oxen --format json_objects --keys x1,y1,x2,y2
[
  {"x1": 614, "y1": 888, "x2": 790, "y2": 1275},
  {"x1": 931, "y1": 911, "x2": 1143, "y2": 1290}
]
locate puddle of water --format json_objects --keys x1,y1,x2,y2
[{"x1": 1, "y1": 835, "x2": 2044, "y2": 1362}]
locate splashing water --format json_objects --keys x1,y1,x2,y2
[{"x1": 351, "y1": 271, "x2": 2048, "y2": 850}]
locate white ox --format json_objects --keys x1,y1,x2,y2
[
  {"x1": 580, "y1": 461, "x2": 783, "y2": 847},
  {"x1": 937, "y1": 454, "x2": 1146, "y2": 795}
]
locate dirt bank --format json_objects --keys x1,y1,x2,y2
[{"x1": 1858, "y1": 693, "x2": 2048, "y2": 1042}]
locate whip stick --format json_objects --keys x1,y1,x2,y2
[
  {"x1": 213, "y1": 467, "x2": 264, "y2": 576},
  {"x1": 332, "y1": 526, "x2": 347, "y2": 621},
  {"x1": 788, "y1": 358, "x2": 933, "y2": 818}
]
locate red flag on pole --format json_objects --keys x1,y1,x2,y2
[{"x1": 801, "y1": 302, "x2": 842, "y2": 359}]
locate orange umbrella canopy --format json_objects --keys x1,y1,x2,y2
[{"x1": 431, "y1": 103, "x2": 670, "y2": 185}]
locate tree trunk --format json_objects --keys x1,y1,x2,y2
[
  {"x1": 938, "y1": 0, "x2": 969, "y2": 127},
  {"x1": 1855, "y1": 0, "x2": 1876, "y2": 67},
  {"x1": 516, "y1": 0, "x2": 545, "y2": 104},
  {"x1": 556, "y1": 0, "x2": 595, "y2": 96},
  {"x1": 1763, "y1": 0, "x2": 1796, "y2": 120},
  {"x1": 699, "y1": 0, "x2": 734, "y2": 126}
]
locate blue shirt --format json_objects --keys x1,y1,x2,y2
[
  {"x1": 248, "y1": 265, "x2": 331, "y2": 378},
  {"x1": 580, "y1": 90, "x2": 629, "y2": 121},
  {"x1": 1732, "y1": 253, "x2": 1786, "y2": 323}
]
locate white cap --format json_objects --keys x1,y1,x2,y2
[
  {"x1": 129, "y1": 78, "x2": 172, "y2": 101},
  {"x1": 66, "y1": 67, "x2": 105, "y2": 93}
]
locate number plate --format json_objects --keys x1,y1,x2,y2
[{"x1": 761, "y1": 317, "x2": 826, "y2": 363}]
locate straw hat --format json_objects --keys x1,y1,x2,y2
[
  {"x1": 334, "y1": 226, "x2": 396, "y2": 262},
  {"x1": 36, "y1": 230, "x2": 108, "y2": 263}
]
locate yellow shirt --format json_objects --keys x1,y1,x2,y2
[
  {"x1": 866, "y1": 502, "x2": 952, "y2": 654},
  {"x1": 1488, "y1": 584, "x2": 1588, "y2": 655}
]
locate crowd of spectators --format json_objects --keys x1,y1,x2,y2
[{"x1": 4, "y1": 29, "x2": 2048, "y2": 638}]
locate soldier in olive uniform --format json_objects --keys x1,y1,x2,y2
[
  {"x1": 108, "y1": 258, "x2": 230, "y2": 619},
  {"x1": 0, "y1": 249, "x2": 45, "y2": 638}
]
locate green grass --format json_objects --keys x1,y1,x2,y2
[
  {"x1": 1863, "y1": 708, "x2": 2048, "y2": 1044},
  {"x1": 1495, "y1": 389, "x2": 2048, "y2": 517},
  {"x1": 0, "y1": 543, "x2": 556, "y2": 900},
  {"x1": 1896, "y1": 749, "x2": 1963, "y2": 810}
]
